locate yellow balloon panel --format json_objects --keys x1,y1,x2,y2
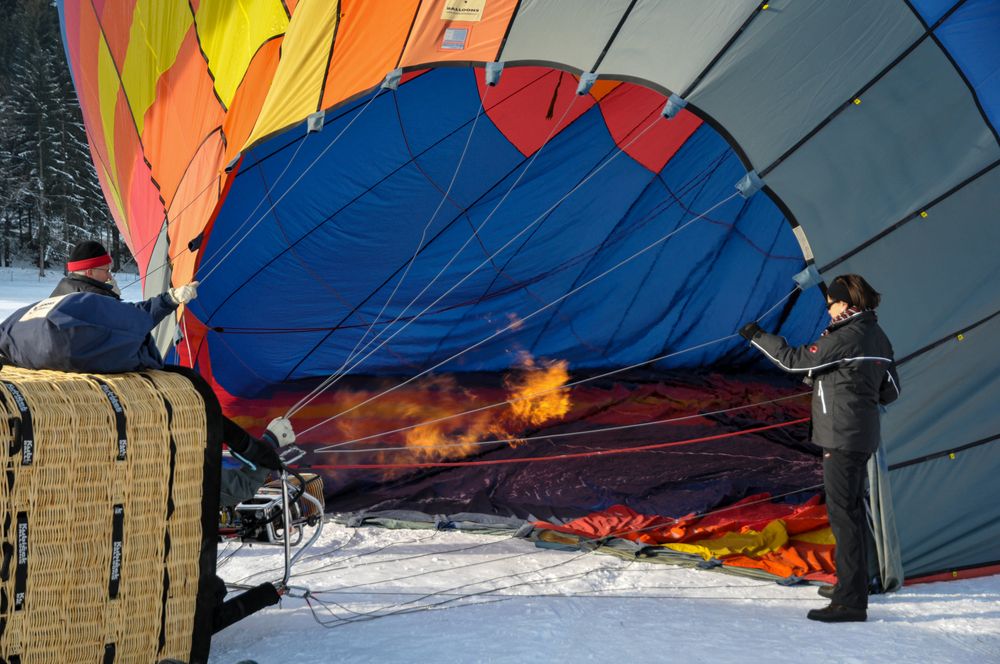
[
  {"x1": 120, "y1": 0, "x2": 193, "y2": 137},
  {"x1": 97, "y1": 32, "x2": 121, "y2": 189},
  {"x1": 194, "y1": 0, "x2": 289, "y2": 107},
  {"x1": 246, "y1": 0, "x2": 341, "y2": 147}
]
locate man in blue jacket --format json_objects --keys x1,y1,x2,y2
[{"x1": 38, "y1": 240, "x2": 290, "y2": 498}]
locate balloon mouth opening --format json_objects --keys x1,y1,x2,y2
[
  {"x1": 194, "y1": 64, "x2": 825, "y2": 399},
  {"x1": 224, "y1": 367, "x2": 821, "y2": 521}
]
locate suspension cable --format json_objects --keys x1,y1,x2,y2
[
  {"x1": 302, "y1": 416, "x2": 808, "y2": 470},
  {"x1": 116, "y1": 175, "x2": 221, "y2": 283},
  {"x1": 296, "y1": 185, "x2": 739, "y2": 437},
  {"x1": 285, "y1": 87, "x2": 493, "y2": 418},
  {"x1": 311, "y1": 286, "x2": 796, "y2": 451},
  {"x1": 196, "y1": 87, "x2": 388, "y2": 287},
  {"x1": 288, "y1": 103, "x2": 656, "y2": 421},
  {"x1": 318, "y1": 390, "x2": 810, "y2": 455},
  {"x1": 285, "y1": 90, "x2": 587, "y2": 419}
]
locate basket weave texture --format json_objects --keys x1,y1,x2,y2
[{"x1": 0, "y1": 367, "x2": 207, "y2": 663}]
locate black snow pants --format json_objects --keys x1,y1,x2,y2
[{"x1": 823, "y1": 448, "x2": 872, "y2": 609}]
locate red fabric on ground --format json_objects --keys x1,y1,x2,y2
[{"x1": 534, "y1": 496, "x2": 835, "y2": 579}]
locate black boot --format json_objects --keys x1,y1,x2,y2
[
  {"x1": 817, "y1": 584, "x2": 836, "y2": 599},
  {"x1": 807, "y1": 602, "x2": 867, "y2": 623}
]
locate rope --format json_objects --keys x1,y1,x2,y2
[
  {"x1": 229, "y1": 527, "x2": 434, "y2": 587},
  {"x1": 198, "y1": 87, "x2": 388, "y2": 286},
  {"x1": 181, "y1": 315, "x2": 194, "y2": 367},
  {"x1": 120, "y1": 82, "x2": 388, "y2": 295},
  {"x1": 317, "y1": 390, "x2": 810, "y2": 455},
  {"x1": 285, "y1": 88, "x2": 586, "y2": 420},
  {"x1": 299, "y1": 416, "x2": 808, "y2": 470},
  {"x1": 225, "y1": 484, "x2": 823, "y2": 602},
  {"x1": 312, "y1": 287, "x2": 797, "y2": 454},
  {"x1": 305, "y1": 578, "x2": 775, "y2": 597},
  {"x1": 285, "y1": 87, "x2": 492, "y2": 419},
  {"x1": 189, "y1": 134, "x2": 309, "y2": 285},
  {"x1": 117, "y1": 175, "x2": 221, "y2": 285},
  {"x1": 296, "y1": 184, "x2": 740, "y2": 438},
  {"x1": 305, "y1": 548, "x2": 595, "y2": 627}
]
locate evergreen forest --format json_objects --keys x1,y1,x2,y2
[{"x1": 0, "y1": 0, "x2": 124, "y2": 274}]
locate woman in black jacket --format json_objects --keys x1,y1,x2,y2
[{"x1": 740, "y1": 274, "x2": 900, "y2": 623}]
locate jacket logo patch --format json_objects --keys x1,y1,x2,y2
[{"x1": 809, "y1": 345, "x2": 819, "y2": 353}]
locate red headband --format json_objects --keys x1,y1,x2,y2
[{"x1": 67, "y1": 255, "x2": 112, "y2": 272}]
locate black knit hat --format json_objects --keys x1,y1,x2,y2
[{"x1": 67, "y1": 240, "x2": 112, "y2": 272}]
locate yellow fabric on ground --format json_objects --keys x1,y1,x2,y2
[
  {"x1": 790, "y1": 526, "x2": 835, "y2": 545},
  {"x1": 665, "y1": 519, "x2": 789, "y2": 560}
]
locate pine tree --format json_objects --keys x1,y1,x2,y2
[{"x1": 0, "y1": 0, "x2": 117, "y2": 272}]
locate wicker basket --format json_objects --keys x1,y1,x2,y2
[{"x1": 0, "y1": 367, "x2": 212, "y2": 663}]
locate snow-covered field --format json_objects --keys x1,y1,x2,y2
[
  {"x1": 0, "y1": 265, "x2": 143, "y2": 319},
  {"x1": 211, "y1": 524, "x2": 1000, "y2": 664},
  {"x1": 1, "y1": 267, "x2": 998, "y2": 663}
]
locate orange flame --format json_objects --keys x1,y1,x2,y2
[
  {"x1": 285, "y1": 354, "x2": 572, "y2": 472},
  {"x1": 505, "y1": 352, "x2": 571, "y2": 428},
  {"x1": 331, "y1": 354, "x2": 575, "y2": 468}
]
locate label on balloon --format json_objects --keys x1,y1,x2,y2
[
  {"x1": 441, "y1": 0, "x2": 485, "y2": 22},
  {"x1": 441, "y1": 27, "x2": 470, "y2": 50}
]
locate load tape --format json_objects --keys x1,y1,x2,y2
[
  {"x1": 14, "y1": 512, "x2": 27, "y2": 611},
  {"x1": 92, "y1": 378, "x2": 127, "y2": 460},
  {"x1": 2, "y1": 383, "x2": 33, "y2": 465},
  {"x1": 1, "y1": 542, "x2": 12, "y2": 582},
  {"x1": 109, "y1": 505, "x2": 124, "y2": 599}
]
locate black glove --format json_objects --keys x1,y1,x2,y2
[
  {"x1": 739, "y1": 321, "x2": 763, "y2": 341},
  {"x1": 230, "y1": 436, "x2": 284, "y2": 471}
]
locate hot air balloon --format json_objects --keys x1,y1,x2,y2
[{"x1": 57, "y1": 0, "x2": 1000, "y2": 595}]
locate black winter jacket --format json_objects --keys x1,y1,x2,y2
[
  {"x1": 749, "y1": 310, "x2": 900, "y2": 454},
  {"x1": 51, "y1": 273, "x2": 120, "y2": 299}
]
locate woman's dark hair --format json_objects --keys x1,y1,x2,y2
[{"x1": 831, "y1": 274, "x2": 881, "y2": 310}]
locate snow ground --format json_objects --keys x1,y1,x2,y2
[
  {"x1": 0, "y1": 265, "x2": 142, "y2": 319},
  {"x1": 212, "y1": 524, "x2": 1000, "y2": 664},
  {"x1": 0, "y1": 267, "x2": 997, "y2": 664}
]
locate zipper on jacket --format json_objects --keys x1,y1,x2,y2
[{"x1": 818, "y1": 380, "x2": 827, "y2": 414}]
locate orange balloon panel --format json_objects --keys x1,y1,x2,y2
[
  {"x1": 319, "y1": 0, "x2": 420, "y2": 110},
  {"x1": 166, "y1": 131, "x2": 226, "y2": 286},
  {"x1": 398, "y1": 0, "x2": 517, "y2": 68},
  {"x1": 223, "y1": 37, "x2": 284, "y2": 167},
  {"x1": 114, "y1": 92, "x2": 163, "y2": 256},
  {"x1": 142, "y1": 28, "x2": 226, "y2": 210}
]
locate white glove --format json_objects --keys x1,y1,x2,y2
[
  {"x1": 264, "y1": 417, "x2": 296, "y2": 447},
  {"x1": 168, "y1": 281, "x2": 199, "y2": 305},
  {"x1": 106, "y1": 275, "x2": 121, "y2": 297}
]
